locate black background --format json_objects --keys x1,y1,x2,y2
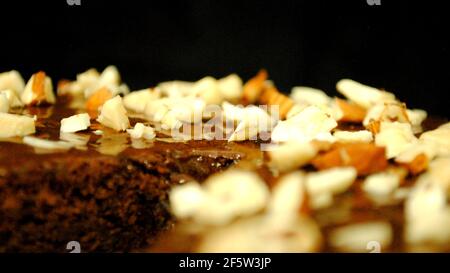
[{"x1": 0, "y1": 0, "x2": 449, "y2": 116}]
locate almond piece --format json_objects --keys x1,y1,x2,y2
[
  {"x1": 0, "y1": 70, "x2": 25, "y2": 95},
  {"x1": 336, "y1": 79, "x2": 395, "y2": 109},
  {"x1": 126, "y1": 122, "x2": 156, "y2": 140},
  {"x1": 362, "y1": 172, "x2": 400, "y2": 196},
  {"x1": 306, "y1": 167, "x2": 357, "y2": 196},
  {"x1": 21, "y1": 71, "x2": 55, "y2": 105},
  {"x1": 268, "y1": 141, "x2": 318, "y2": 172},
  {"x1": 375, "y1": 122, "x2": 417, "y2": 159},
  {"x1": 335, "y1": 98, "x2": 367, "y2": 123},
  {"x1": 311, "y1": 143, "x2": 388, "y2": 176},
  {"x1": 290, "y1": 86, "x2": 332, "y2": 106},
  {"x1": 96, "y1": 96, "x2": 130, "y2": 131},
  {"x1": 242, "y1": 69, "x2": 268, "y2": 105},
  {"x1": 60, "y1": 113, "x2": 91, "y2": 133},
  {"x1": 85, "y1": 87, "x2": 113, "y2": 114},
  {"x1": 1, "y1": 89, "x2": 24, "y2": 108},
  {"x1": 217, "y1": 74, "x2": 243, "y2": 103},
  {"x1": 0, "y1": 113, "x2": 35, "y2": 138},
  {"x1": 23, "y1": 136, "x2": 73, "y2": 150},
  {"x1": 333, "y1": 130, "x2": 373, "y2": 143},
  {"x1": 123, "y1": 88, "x2": 160, "y2": 113},
  {"x1": 0, "y1": 93, "x2": 8, "y2": 113}
]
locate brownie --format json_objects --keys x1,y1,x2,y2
[{"x1": 0, "y1": 96, "x2": 253, "y2": 252}]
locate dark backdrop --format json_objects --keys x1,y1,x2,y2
[{"x1": 1, "y1": 0, "x2": 449, "y2": 115}]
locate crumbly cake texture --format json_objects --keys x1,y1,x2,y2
[{"x1": 0, "y1": 67, "x2": 449, "y2": 252}]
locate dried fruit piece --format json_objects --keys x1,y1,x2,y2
[
  {"x1": 399, "y1": 153, "x2": 429, "y2": 175},
  {"x1": 242, "y1": 69, "x2": 268, "y2": 105},
  {"x1": 311, "y1": 143, "x2": 388, "y2": 175},
  {"x1": 258, "y1": 85, "x2": 294, "y2": 120},
  {"x1": 85, "y1": 87, "x2": 113, "y2": 114}
]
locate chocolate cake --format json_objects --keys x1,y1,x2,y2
[
  {"x1": 0, "y1": 96, "x2": 257, "y2": 252},
  {"x1": 1, "y1": 67, "x2": 449, "y2": 253}
]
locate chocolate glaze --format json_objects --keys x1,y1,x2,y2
[{"x1": 1, "y1": 95, "x2": 448, "y2": 252}]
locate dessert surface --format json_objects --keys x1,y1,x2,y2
[{"x1": 0, "y1": 67, "x2": 449, "y2": 252}]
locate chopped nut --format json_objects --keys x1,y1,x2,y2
[
  {"x1": 306, "y1": 167, "x2": 357, "y2": 196},
  {"x1": 227, "y1": 105, "x2": 274, "y2": 142},
  {"x1": 0, "y1": 113, "x2": 35, "y2": 138},
  {"x1": 217, "y1": 74, "x2": 243, "y2": 103},
  {"x1": 267, "y1": 171, "x2": 305, "y2": 216},
  {"x1": 363, "y1": 101, "x2": 410, "y2": 127},
  {"x1": 169, "y1": 181, "x2": 205, "y2": 219},
  {"x1": 419, "y1": 122, "x2": 450, "y2": 157},
  {"x1": 271, "y1": 105, "x2": 337, "y2": 143},
  {"x1": 309, "y1": 192, "x2": 333, "y2": 210},
  {"x1": 198, "y1": 215, "x2": 322, "y2": 253},
  {"x1": 329, "y1": 222, "x2": 393, "y2": 252},
  {"x1": 1, "y1": 89, "x2": 23, "y2": 108},
  {"x1": 57, "y1": 68, "x2": 100, "y2": 96},
  {"x1": 312, "y1": 143, "x2": 388, "y2": 175},
  {"x1": 60, "y1": 113, "x2": 91, "y2": 133},
  {"x1": 335, "y1": 98, "x2": 367, "y2": 123},
  {"x1": 336, "y1": 79, "x2": 395, "y2": 109},
  {"x1": 407, "y1": 109, "x2": 427, "y2": 134},
  {"x1": 191, "y1": 76, "x2": 223, "y2": 105},
  {"x1": 362, "y1": 172, "x2": 400, "y2": 196},
  {"x1": 333, "y1": 130, "x2": 373, "y2": 143},
  {"x1": 23, "y1": 136, "x2": 73, "y2": 150},
  {"x1": 267, "y1": 141, "x2": 318, "y2": 172},
  {"x1": 0, "y1": 93, "x2": 8, "y2": 113},
  {"x1": 427, "y1": 157, "x2": 450, "y2": 191},
  {"x1": 123, "y1": 88, "x2": 160, "y2": 113},
  {"x1": 96, "y1": 96, "x2": 130, "y2": 131},
  {"x1": 0, "y1": 70, "x2": 25, "y2": 95},
  {"x1": 126, "y1": 122, "x2": 156, "y2": 140},
  {"x1": 193, "y1": 169, "x2": 270, "y2": 225},
  {"x1": 290, "y1": 86, "x2": 332, "y2": 106},
  {"x1": 21, "y1": 71, "x2": 55, "y2": 105},
  {"x1": 375, "y1": 122, "x2": 417, "y2": 159},
  {"x1": 405, "y1": 177, "x2": 450, "y2": 245}
]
